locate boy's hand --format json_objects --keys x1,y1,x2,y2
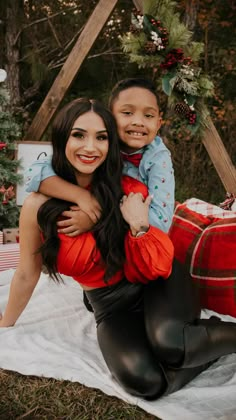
[
  {"x1": 76, "y1": 189, "x2": 101, "y2": 223},
  {"x1": 57, "y1": 206, "x2": 94, "y2": 236}
]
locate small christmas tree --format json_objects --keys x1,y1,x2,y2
[{"x1": 0, "y1": 69, "x2": 23, "y2": 230}]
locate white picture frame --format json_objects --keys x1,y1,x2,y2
[{"x1": 16, "y1": 141, "x2": 53, "y2": 206}]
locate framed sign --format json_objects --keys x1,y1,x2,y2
[{"x1": 16, "y1": 141, "x2": 52, "y2": 205}]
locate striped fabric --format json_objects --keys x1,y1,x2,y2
[
  {"x1": 0, "y1": 243, "x2": 20, "y2": 271},
  {"x1": 169, "y1": 202, "x2": 236, "y2": 317}
]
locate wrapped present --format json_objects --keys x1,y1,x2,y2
[
  {"x1": 0, "y1": 243, "x2": 20, "y2": 271},
  {"x1": 190, "y1": 217, "x2": 236, "y2": 317},
  {"x1": 3, "y1": 228, "x2": 19, "y2": 244},
  {"x1": 169, "y1": 202, "x2": 236, "y2": 317},
  {"x1": 185, "y1": 197, "x2": 236, "y2": 219}
]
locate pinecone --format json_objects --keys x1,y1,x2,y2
[
  {"x1": 175, "y1": 102, "x2": 189, "y2": 116},
  {"x1": 144, "y1": 41, "x2": 157, "y2": 54}
]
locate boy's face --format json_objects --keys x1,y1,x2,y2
[{"x1": 111, "y1": 87, "x2": 161, "y2": 153}]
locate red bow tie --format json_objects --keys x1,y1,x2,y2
[{"x1": 121, "y1": 152, "x2": 143, "y2": 167}]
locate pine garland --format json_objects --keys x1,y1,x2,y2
[{"x1": 121, "y1": 0, "x2": 214, "y2": 137}]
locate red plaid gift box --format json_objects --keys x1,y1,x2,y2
[
  {"x1": 0, "y1": 243, "x2": 20, "y2": 271},
  {"x1": 3, "y1": 227, "x2": 20, "y2": 244},
  {"x1": 190, "y1": 218, "x2": 236, "y2": 316},
  {"x1": 185, "y1": 197, "x2": 236, "y2": 219},
  {"x1": 169, "y1": 201, "x2": 236, "y2": 317},
  {"x1": 168, "y1": 203, "x2": 213, "y2": 265}
]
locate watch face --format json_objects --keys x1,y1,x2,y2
[{"x1": 136, "y1": 226, "x2": 149, "y2": 237}]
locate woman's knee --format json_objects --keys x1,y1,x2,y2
[
  {"x1": 147, "y1": 320, "x2": 185, "y2": 366},
  {"x1": 109, "y1": 356, "x2": 167, "y2": 399},
  {"x1": 97, "y1": 317, "x2": 167, "y2": 399}
]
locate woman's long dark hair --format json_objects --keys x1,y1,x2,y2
[{"x1": 37, "y1": 98, "x2": 128, "y2": 283}]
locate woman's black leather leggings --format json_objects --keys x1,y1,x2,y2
[{"x1": 85, "y1": 259, "x2": 236, "y2": 400}]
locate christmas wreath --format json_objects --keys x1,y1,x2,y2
[{"x1": 121, "y1": 0, "x2": 214, "y2": 137}]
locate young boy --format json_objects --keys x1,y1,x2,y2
[{"x1": 25, "y1": 78, "x2": 175, "y2": 233}]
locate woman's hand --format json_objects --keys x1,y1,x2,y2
[
  {"x1": 0, "y1": 313, "x2": 6, "y2": 328},
  {"x1": 120, "y1": 192, "x2": 153, "y2": 236},
  {"x1": 57, "y1": 206, "x2": 94, "y2": 236}
]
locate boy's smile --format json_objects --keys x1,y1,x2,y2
[{"x1": 111, "y1": 87, "x2": 161, "y2": 153}]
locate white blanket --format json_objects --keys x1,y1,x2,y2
[{"x1": 0, "y1": 269, "x2": 236, "y2": 420}]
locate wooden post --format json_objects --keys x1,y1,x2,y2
[
  {"x1": 202, "y1": 118, "x2": 236, "y2": 194},
  {"x1": 24, "y1": 0, "x2": 119, "y2": 141},
  {"x1": 132, "y1": 0, "x2": 143, "y2": 11}
]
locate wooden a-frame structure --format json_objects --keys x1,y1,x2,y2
[{"x1": 24, "y1": 0, "x2": 236, "y2": 194}]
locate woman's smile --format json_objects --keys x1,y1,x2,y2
[
  {"x1": 65, "y1": 111, "x2": 109, "y2": 186},
  {"x1": 76, "y1": 154, "x2": 99, "y2": 164}
]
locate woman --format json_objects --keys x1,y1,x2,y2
[{"x1": 1, "y1": 98, "x2": 236, "y2": 400}]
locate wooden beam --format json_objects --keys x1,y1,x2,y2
[
  {"x1": 133, "y1": 0, "x2": 236, "y2": 194},
  {"x1": 24, "y1": 0, "x2": 119, "y2": 141},
  {"x1": 202, "y1": 118, "x2": 236, "y2": 194},
  {"x1": 132, "y1": 0, "x2": 143, "y2": 12}
]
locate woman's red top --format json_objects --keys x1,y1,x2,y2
[{"x1": 56, "y1": 176, "x2": 174, "y2": 288}]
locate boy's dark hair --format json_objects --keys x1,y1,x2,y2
[
  {"x1": 37, "y1": 98, "x2": 127, "y2": 283},
  {"x1": 108, "y1": 77, "x2": 159, "y2": 109}
]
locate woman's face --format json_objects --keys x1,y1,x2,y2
[{"x1": 65, "y1": 111, "x2": 109, "y2": 187}]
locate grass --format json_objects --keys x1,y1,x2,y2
[{"x1": 0, "y1": 369, "x2": 160, "y2": 420}]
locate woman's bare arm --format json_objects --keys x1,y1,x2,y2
[{"x1": 0, "y1": 193, "x2": 48, "y2": 327}]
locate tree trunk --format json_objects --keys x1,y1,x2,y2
[
  {"x1": 5, "y1": 0, "x2": 23, "y2": 108},
  {"x1": 183, "y1": 0, "x2": 199, "y2": 31},
  {"x1": 0, "y1": 1, "x2": 5, "y2": 67}
]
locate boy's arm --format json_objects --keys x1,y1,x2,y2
[
  {"x1": 39, "y1": 176, "x2": 101, "y2": 223},
  {"x1": 0, "y1": 193, "x2": 47, "y2": 327},
  {"x1": 25, "y1": 156, "x2": 55, "y2": 193},
  {"x1": 57, "y1": 206, "x2": 94, "y2": 236},
  {"x1": 145, "y1": 148, "x2": 175, "y2": 233},
  {"x1": 25, "y1": 157, "x2": 101, "y2": 223}
]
